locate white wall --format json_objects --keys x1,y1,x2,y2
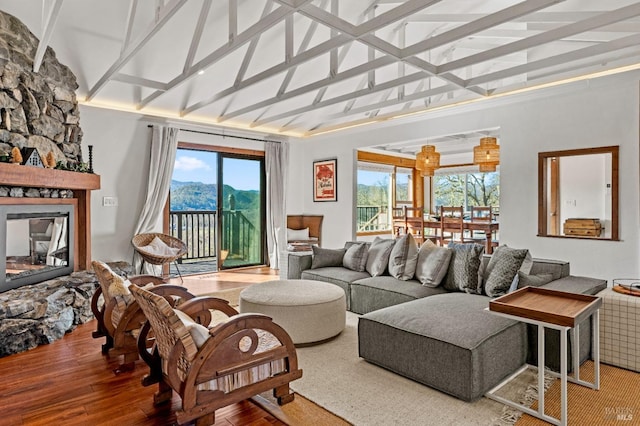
[
  {"x1": 286, "y1": 72, "x2": 640, "y2": 281},
  {"x1": 80, "y1": 106, "x2": 268, "y2": 263}
]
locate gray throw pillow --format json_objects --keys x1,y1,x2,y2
[
  {"x1": 365, "y1": 237, "x2": 395, "y2": 277},
  {"x1": 343, "y1": 243, "x2": 369, "y2": 272},
  {"x1": 388, "y1": 233, "x2": 419, "y2": 281},
  {"x1": 484, "y1": 246, "x2": 529, "y2": 297},
  {"x1": 443, "y1": 243, "x2": 484, "y2": 293},
  {"x1": 415, "y1": 240, "x2": 452, "y2": 287},
  {"x1": 517, "y1": 271, "x2": 554, "y2": 289},
  {"x1": 311, "y1": 246, "x2": 346, "y2": 269}
]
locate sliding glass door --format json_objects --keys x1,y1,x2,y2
[
  {"x1": 168, "y1": 146, "x2": 265, "y2": 274},
  {"x1": 219, "y1": 155, "x2": 265, "y2": 269}
]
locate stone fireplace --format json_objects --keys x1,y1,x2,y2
[{"x1": 0, "y1": 10, "x2": 99, "y2": 290}]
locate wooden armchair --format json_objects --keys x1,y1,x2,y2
[
  {"x1": 130, "y1": 284, "x2": 302, "y2": 426},
  {"x1": 90, "y1": 260, "x2": 195, "y2": 373}
]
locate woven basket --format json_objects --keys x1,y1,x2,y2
[{"x1": 132, "y1": 233, "x2": 187, "y2": 265}]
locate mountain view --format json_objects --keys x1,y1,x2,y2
[{"x1": 170, "y1": 180, "x2": 260, "y2": 212}]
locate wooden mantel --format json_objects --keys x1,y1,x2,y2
[{"x1": 0, "y1": 162, "x2": 101, "y2": 270}]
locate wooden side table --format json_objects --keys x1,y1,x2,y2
[
  {"x1": 599, "y1": 283, "x2": 640, "y2": 372},
  {"x1": 486, "y1": 287, "x2": 602, "y2": 426}
]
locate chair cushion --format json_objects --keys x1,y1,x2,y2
[
  {"x1": 138, "y1": 236, "x2": 180, "y2": 257},
  {"x1": 174, "y1": 309, "x2": 210, "y2": 348}
]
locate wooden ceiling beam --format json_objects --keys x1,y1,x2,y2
[
  {"x1": 183, "y1": 0, "x2": 212, "y2": 73},
  {"x1": 438, "y1": 2, "x2": 640, "y2": 74},
  {"x1": 86, "y1": 0, "x2": 188, "y2": 101},
  {"x1": 402, "y1": 0, "x2": 563, "y2": 57},
  {"x1": 138, "y1": 1, "x2": 313, "y2": 110},
  {"x1": 33, "y1": 0, "x2": 63, "y2": 73}
]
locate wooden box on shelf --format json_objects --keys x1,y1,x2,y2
[{"x1": 563, "y1": 218, "x2": 602, "y2": 237}]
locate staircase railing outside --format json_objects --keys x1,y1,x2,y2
[{"x1": 357, "y1": 205, "x2": 389, "y2": 232}]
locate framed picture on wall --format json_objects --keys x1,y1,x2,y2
[{"x1": 313, "y1": 158, "x2": 337, "y2": 202}]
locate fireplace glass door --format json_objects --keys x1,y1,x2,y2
[{"x1": 2, "y1": 204, "x2": 74, "y2": 290}]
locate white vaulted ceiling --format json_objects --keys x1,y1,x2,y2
[{"x1": 2, "y1": 0, "x2": 640, "y2": 140}]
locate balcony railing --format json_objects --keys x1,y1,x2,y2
[
  {"x1": 169, "y1": 209, "x2": 257, "y2": 265},
  {"x1": 170, "y1": 210, "x2": 217, "y2": 262}
]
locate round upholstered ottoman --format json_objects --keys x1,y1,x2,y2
[{"x1": 239, "y1": 279, "x2": 346, "y2": 345}]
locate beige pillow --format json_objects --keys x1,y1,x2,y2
[
  {"x1": 139, "y1": 236, "x2": 180, "y2": 257},
  {"x1": 108, "y1": 275, "x2": 131, "y2": 297},
  {"x1": 415, "y1": 240, "x2": 452, "y2": 287},
  {"x1": 174, "y1": 309, "x2": 210, "y2": 348}
]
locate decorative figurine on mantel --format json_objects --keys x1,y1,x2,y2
[
  {"x1": 46, "y1": 151, "x2": 56, "y2": 168},
  {"x1": 11, "y1": 147, "x2": 22, "y2": 164}
]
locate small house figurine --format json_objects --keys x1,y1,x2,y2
[{"x1": 21, "y1": 148, "x2": 45, "y2": 168}]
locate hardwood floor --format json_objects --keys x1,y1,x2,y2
[{"x1": 0, "y1": 267, "x2": 286, "y2": 425}]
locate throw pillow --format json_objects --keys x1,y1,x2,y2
[
  {"x1": 287, "y1": 227, "x2": 310, "y2": 241},
  {"x1": 388, "y1": 233, "x2": 419, "y2": 281},
  {"x1": 415, "y1": 240, "x2": 452, "y2": 287},
  {"x1": 109, "y1": 275, "x2": 132, "y2": 297},
  {"x1": 174, "y1": 309, "x2": 211, "y2": 348},
  {"x1": 311, "y1": 246, "x2": 346, "y2": 269},
  {"x1": 365, "y1": 237, "x2": 396, "y2": 276},
  {"x1": 139, "y1": 236, "x2": 180, "y2": 257},
  {"x1": 483, "y1": 246, "x2": 529, "y2": 297},
  {"x1": 343, "y1": 243, "x2": 369, "y2": 272},
  {"x1": 517, "y1": 271, "x2": 554, "y2": 289},
  {"x1": 443, "y1": 243, "x2": 484, "y2": 293}
]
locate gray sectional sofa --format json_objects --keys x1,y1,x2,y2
[{"x1": 287, "y1": 241, "x2": 606, "y2": 402}]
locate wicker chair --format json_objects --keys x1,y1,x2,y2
[
  {"x1": 132, "y1": 233, "x2": 188, "y2": 281},
  {"x1": 90, "y1": 260, "x2": 195, "y2": 373},
  {"x1": 130, "y1": 284, "x2": 302, "y2": 426}
]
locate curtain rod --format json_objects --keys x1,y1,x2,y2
[{"x1": 146, "y1": 125, "x2": 281, "y2": 144}]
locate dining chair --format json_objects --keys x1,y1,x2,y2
[
  {"x1": 405, "y1": 207, "x2": 426, "y2": 245},
  {"x1": 469, "y1": 206, "x2": 499, "y2": 248},
  {"x1": 391, "y1": 206, "x2": 407, "y2": 237},
  {"x1": 439, "y1": 206, "x2": 466, "y2": 246}
]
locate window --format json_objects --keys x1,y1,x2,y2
[
  {"x1": 357, "y1": 162, "x2": 416, "y2": 233},
  {"x1": 432, "y1": 170, "x2": 499, "y2": 213}
]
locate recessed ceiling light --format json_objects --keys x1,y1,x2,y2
[{"x1": 197, "y1": 70, "x2": 205, "y2": 76}]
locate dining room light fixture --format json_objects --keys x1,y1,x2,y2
[
  {"x1": 415, "y1": 145, "x2": 440, "y2": 177},
  {"x1": 473, "y1": 137, "x2": 500, "y2": 172}
]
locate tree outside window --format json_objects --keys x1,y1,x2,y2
[{"x1": 434, "y1": 172, "x2": 499, "y2": 212}]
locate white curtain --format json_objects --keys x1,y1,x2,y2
[
  {"x1": 132, "y1": 125, "x2": 179, "y2": 273},
  {"x1": 265, "y1": 141, "x2": 289, "y2": 270}
]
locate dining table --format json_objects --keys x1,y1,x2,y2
[{"x1": 422, "y1": 219, "x2": 499, "y2": 254}]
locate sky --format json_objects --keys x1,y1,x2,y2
[{"x1": 172, "y1": 149, "x2": 260, "y2": 190}]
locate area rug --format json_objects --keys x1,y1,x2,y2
[
  {"x1": 285, "y1": 312, "x2": 539, "y2": 426},
  {"x1": 516, "y1": 361, "x2": 640, "y2": 425},
  {"x1": 203, "y1": 286, "x2": 244, "y2": 307}
]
